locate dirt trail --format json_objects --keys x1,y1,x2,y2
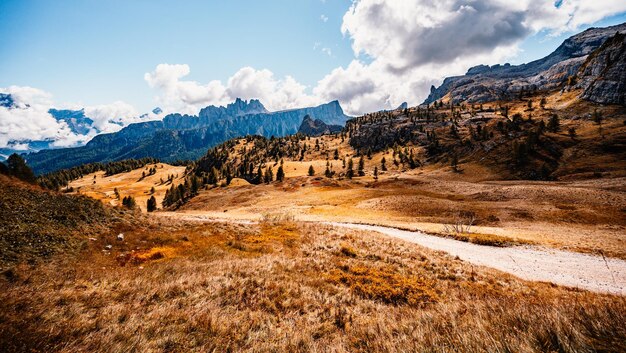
[{"x1": 157, "y1": 212, "x2": 626, "y2": 295}]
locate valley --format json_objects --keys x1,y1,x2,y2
[{"x1": 2, "y1": 18, "x2": 626, "y2": 353}]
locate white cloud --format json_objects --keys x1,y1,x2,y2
[
  {"x1": 144, "y1": 63, "x2": 229, "y2": 115},
  {"x1": 0, "y1": 86, "x2": 151, "y2": 149},
  {"x1": 143, "y1": 1, "x2": 626, "y2": 117},
  {"x1": 145, "y1": 64, "x2": 321, "y2": 114},
  {"x1": 310, "y1": 0, "x2": 626, "y2": 114},
  {"x1": 84, "y1": 101, "x2": 141, "y2": 133},
  {"x1": 5, "y1": 0, "x2": 623, "y2": 152},
  {"x1": 0, "y1": 86, "x2": 75, "y2": 148}
]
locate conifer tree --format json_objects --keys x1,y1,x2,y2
[
  {"x1": 346, "y1": 158, "x2": 354, "y2": 179},
  {"x1": 276, "y1": 165, "x2": 285, "y2": 181},
  {"x1": 547, "y1": 114, "x2": 560, "y2": 132},
  {"x1": 358, "y1": 156, "x2": 365, "y2": 176},
  {"x1": 308, "y1": 165, "x2": 315, "y2": 176},
  {"x1": 264, "y1": 166, "x2": 274, "y2": 183},
  {"x1": 147, "y1": 196, "x2": 157, "y2": 212},
  {"x1": 6, "y1": 154, "x2": 35, "y2": 183}
]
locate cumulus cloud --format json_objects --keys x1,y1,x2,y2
[
  {"x1": 84, "y1": 101, "x2": 141, "y2": 133},
  {"x1": 320, "y1": 14, "x2": 328, "y2": 22},
  {"x1": 0, "y1": 86, "x2": 75, "y2": 148},
  {"x1": 312, "y1": 0, "x2": 626, "y2": 114},
  {"x1": 0, "y1": 85, "x2": 150, "y2": 149},
  {"x1": 145, "y1": 1, "x2": 626, "y2": 116},
  {"x1": 144, "y1": 64, "x2": 229, "y2": 114},
  {"x1": 145, "y1": 64, "x2": 321, "y2": 114}
]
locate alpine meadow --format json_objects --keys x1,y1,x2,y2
[{"x1": 1, "y1": 1, "x2": 626, "y2": 352}]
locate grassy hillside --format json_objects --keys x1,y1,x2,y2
[
  {"x1": 1, "y1": 217, "x2": 624, "y2": 352},
  {"x1": 0, "y1": 175, "x2": 133, "y2": 266},
  {"x1": 67, "y1": 162, "x2": 187, "y2": 212}
]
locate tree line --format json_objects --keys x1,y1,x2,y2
[{"x1": 37, "y1": 157, "x2": 160, "y2": 190}]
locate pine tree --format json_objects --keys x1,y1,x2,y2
[
  {"x1": 150, "y1": 187, "x2": 155, "y2": 194},
  {"x1": 346, "y1": 158, "x2": 354, "y2": 179},
  {"x1": 308, "y1": 165, "x2": 315, "y2": 176},
  {"x1": 547, "y1": 114, "x2": 560, "y2": 132},
  {"x1": 451, "y1": 155, "x2": 459, "y2": 172},
  {"x1": 147, "y1": 196, "x2": 157, "y2": 212},
  {"x1": 358, "y1": 156, "x2": 365, "y2": 176},
  {"x1": 122, "y1": 196, "x2": 136, "y2": 209},
  {"x1": 333, "y1": 149, "x2": 339, "y2": 160},
  {"x1": 276, "y1": 165, "x2": 285, "y2": 181},
  {"x1": 593, "y1": 109, "x2": 603, "y2": 125},
  {"x1": 568, "y1": 127, "x2": 577, "y2": 139},
  {"x1": 6, "y1": 154, "x2": 36, "y2": 183},
  {"x1": 381, "y1": 157, "x2": 387, "y2": 171},
  {"x1": 374, "y1": 166, "x2": 379, "y2": 180},
  {"x1": 264, "y1": 166, "x2": 274, "y2": 183}
]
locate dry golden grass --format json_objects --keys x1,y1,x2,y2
[
  {"x1": 168, "y1": 94, "x2": 626, "y2": 258},
  {"x1": 68, "y1": 163, "x2": 187, "y2": 211},
  {"x1": 1, "y1": 217, "x2": 624, "y2": 352},
  {"x1": 181, "y1": 171, "x2": 626, "y2": 258}
]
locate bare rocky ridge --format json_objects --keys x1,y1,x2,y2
[
  {"x1": 298, "y1": 115, "x2": 343, "y2": 136},
  {"x1": 424, "y1": 22, "x2": 626, "y2": 105},
  {"x1": 576, "y1": 32, "x2": 626, "y2": 105},
  {"x1": 25, "y1": 99, "x2": 350, "y2": 174}
]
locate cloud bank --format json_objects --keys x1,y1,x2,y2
[
  {"x1": 144, "y1": 64, "x2": 321, "y2": 115},
  {"x1": 146, "y1": 0, "x2": 626, "y2": 116},
  {"x1": 0, "y1": 86, "x2": 159, "y2": 149},
  {"x1": 3, "y1": 0, "x2": 626, "y2": 151}
]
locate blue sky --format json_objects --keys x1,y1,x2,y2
[
  {"x1": 0, "y1": 0, "x2": 354, "y2": 110},
  {"x1": 1, "y1": 0, "x2": 626, "y2": 150},
  {"x1": 513, "y1": 11, "x2": 626, "y2": 65}
]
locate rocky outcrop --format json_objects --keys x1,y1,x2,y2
[
  {"x1": 298, "y1": 115, "x2": 343, "y2": 136},
  {"x1": 0, "y1": 93, "x2": 14, "y2": 108},
  {"x1": 25, "y1": 99, "x2": 350, "y2": 174},
  {"x1": 424, "y1": 22, "x2": 626, "y2": 104},
  {"x1": 576, "y1": 32, "x2": 626, "y2": 105},
  {"x1": 48, "y1": 109, "x2": 96, "y2": 135}
]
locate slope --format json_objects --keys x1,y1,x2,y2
[{"x1": 25, "y1": 99, "x2": 350, "y2": 174}]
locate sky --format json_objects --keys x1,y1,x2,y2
[{"x1": 1, "y1": 0, "x2": 626, "y2": 149}]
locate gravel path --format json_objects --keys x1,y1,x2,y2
[
  {"x1": 157, "y1": 212, "x2": 626, "y2": 295},
  {"x1": 328, "y1": 222, "x2": 626, "y2": 295}
]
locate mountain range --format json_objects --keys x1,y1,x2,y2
[
  {"x1": 25, "y1": 99, "x2": 349, "y2": 174},
  {"x1": 424, "y1": 23, "x2": 626, "y2": 105}
]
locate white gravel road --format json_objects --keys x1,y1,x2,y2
[
  {"x1": 157, "y1": 212, "x2": 626, "y2": 295},
  {"x1": 328, "y1": 222, "x2": 626, "y2": 295}
]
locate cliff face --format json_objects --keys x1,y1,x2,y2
[
  {"x1": 576, "y1": 32, "x2": 626, "y2": 105},
  {"x1": 423, "y1": 23, "x2": 626, "y2": 105},
  {"x1": 25, "y1": 99, "x2": 350, "y2": 174},
  {"x1": 298, "y1": 115, "x2": 343, "y2": 136}
]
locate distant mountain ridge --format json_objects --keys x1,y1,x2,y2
[
  {"x1": 0, "y1": 96, "x2": 156, "y2": 159},
  {"x1": 25, "y1": 99, "x2": 350, "y2": 174},
  {"x1": 298, "y1": 115, "x2": 343, "y2": 136},
  {"x1": 424, "y1": 22, "x2": 626, "y2": 105}
]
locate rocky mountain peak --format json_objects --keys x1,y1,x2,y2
[
  {"x1": 0, "y1": 93, "x2": 15, "y2": 108},
  {"x1": 298, "y1": 114, "x2": 342, "y2": 136},
  {"x1": 576, "y1": 31, "x2": 626, "y2": 105},
  {"x1": 423, "y1": 22, "x2": 626, "y2": 105},
  {"x1": 226, "y1": 98, "x2": 268, "y2": 116}
]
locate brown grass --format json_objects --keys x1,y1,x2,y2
[
  {"x1": 1, "y1": 218, "x2": 624, "y2": 352},
  {"x1": 68, "y1": 163, "x2": 187, "y2": 211}
]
